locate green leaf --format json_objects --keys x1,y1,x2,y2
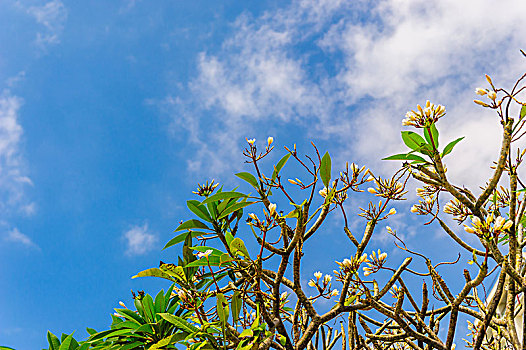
[
  {"x1": 159, "y1": 263, "x2": 187, "y2": 282},
  {"x1": 154, "y1": 289, "x2": 165, "y2": 314},
  {"x1": 424, "y1": 124, "x2": 439, "y2": 148},
  {"x1": 174, "y1": 219, "x2": 211, "y2": 232},
  {"x1": 132, "y1": 268, "x2": 174, "y2": 282},
  {"x1": 231, "y1": 291, "x2": 242, "y2": 323},
  {"x1": 225, "y1": 232, "x2": 234, "y2": 246},
  {"x1": 58, "y1": 333, "x2": 74, "y2": 350},
  {"x1": 185, "y1": 255, "x2": 221, "y2": 267},
  {"x1": 220, "y1": 253, "x2": 234, "y2": 266},
  {"x1": 236, "y1": 172, "x2": 259, "y2": 189},
  {"x1": 320, "y1": 152, "x2": 332, "y2": 188},
  {"x1": 190, "y1": 246, "x2": 224, "y2": 256},
  {"x1": 159, "y1": 314, "x2": 201, "y2": 333},
  {"x1": 216, "y1": 293, "x2": 229, "y2": 326},
  {"x1": 441, "y1": 137, "x2": 465, "y2": 157},
  {"x1": 521, "y1": 104, "x2": 526, "y2": 118},
  {"x1": 201, "y1": 191, "x2": 247, "y2": 205},
  {"x1": 279, "y1": 335, "x2": 287, "y2": 346},
  {"x1": 239, "y1": 329, "x2": 254, "y2": 338},
  {"x1": 230, "y1": 237, "x2": 250, "y2": 259},
  {"x1": 114, "y1": 308, "x2": 144, "y2": 324},
  {"x1": 0, "y1": 347, "x2": 15, "y2": 350},
  {"x1": 217, "y1": 201, "x2": 256, "y2": 219},
  {"x1": 47, "y1": 331, "x2": 61, "y2": 350},
  {"x1": 186, "y1": 200, "x2": 212, "y2": 222},
  {"x1": 163, "y1": 231, "x2": 208, "y2": 250},
  {"x1": 401, "y1": 131, "x2": 427, "y2": 151},
  {"x1": 382, "y1": 153, "x2": 427, "y2": 162},
  {"x1": 272, "y1": 153, "x2": 291, "y2": 180}
]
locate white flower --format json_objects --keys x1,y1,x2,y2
[
  {"x1": 308, "y1": 279, "x2": 316, "y2": 287},
  {"x1": 411, "y1": 205, "x2": 418, "y2": 213},
  {"x1": 280, "y1": 292, "x2": 288, "y2": 300},
  {"x1": 119, "y1": 301, "x2": 126, "y2": 308},
  {"x1": 388, "y1": 208, "x2": 397, "y2": 215},
  {"x1": 324, "y1": 274, "x2": 332, "y2": 283},
  {"x1": 246, "y1": 138, "x2": 256, "y2": 145},
  {"x1": 267, "y1": 136, "x2": 274, "y2": 146},
  {"x1": 248, "y1": 213, "x2": 258, "y2": 221},
  {"x1": 197, "y1": 249, "x2": 213, "y2": 259},
  {"x1": 314, "y1": 271, "x2": 323, "y2": 279},
  {"x1": 330, "y1": 289, "x2": 339, "y2": 297},
  {"x1": 379, "y1": 252, "x2": 387, "y2": 261},
  {"x1": 487, "y1": 91, "x2": 497, "y2": 100},
  {"x1": 475, "y1": 88, "x2": 487, "y2": 96},
  {"x1": 268, "y1": 203, "x2": 277, "y2": 215},
  {"x1": 319, "y1": 188, "x2": 328, "y2": 198}
]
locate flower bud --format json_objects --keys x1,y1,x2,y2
[
  {"x1": 367, "y1": 187, "x2": 376, "y2": 194},
  {"x1": 474, "y1": 100, "x2": 489, "y2": 107},
  {"x1": 464, "y1": 225, "x2": 475, "y2": 234},
  {"x1": 268, "y1": 203, "x2": 277, "y2": 215},
  {"x1": 308, "y1": 279, "x2": 316, "y2": 287},
  {"x1": 410, "y1": 205, "x2": 418, "y2": 213},
  {"x1": 475, "y1": 88, "x2": 487, "y2": 96},
  {"x1": 487, "y1": 91, "x2": 497, "y2": 100},
  {"x1": 267, "y1": 136, "x2": 273, "y2": 146},
  {"x1": 388, "y1": 208, "x2": 397, "y2": 215}
]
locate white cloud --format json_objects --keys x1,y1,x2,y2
[
  {"x1": 26, "y1": 0, "x2": 68, "y2": 49},
  {"x1": 4, "y1": 226, "x2": 39, "y2": 249},
  {"x1": 169, "y1": 0, "x2": 526, "y2": 195},
  {"x1": 0, "y1": 92, "x2": 33, "y2": 216},
  {"x1": 123, "y1": 223, "x2": 157, "y2": 256}
]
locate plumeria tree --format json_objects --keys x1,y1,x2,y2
[{"x1": 34, "y1": 66, "x2": 526, "y2": 350}]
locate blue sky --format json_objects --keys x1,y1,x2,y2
[{"x1": 1, "y1": 0, "x2": 526, "y2": 349}]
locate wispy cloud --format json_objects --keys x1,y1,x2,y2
[
  {"x1": 26, "y1": 0, "x2": 68, "y2": 50},
  {"x1": 167, "y1": 0, "x2": 526, "y2": 193},
  {"x1": 4, "y1": 226, "x2": 39, "y2": 249},
  {"x1": 123, "y1": 223, "x2": 158, "y2": 256},
  {"x1": 0, "y1": 92, "x2": 33, "y2": 217}
]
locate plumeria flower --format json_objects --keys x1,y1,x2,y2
[
  {"x1": 330, "y1": 289, "x2": 339, "y2": 297},
  {"x1": 475, "y1": 88, "x2": 487, "y2": 96},
  {"x1": 410, "y1": 205, "x2": 418, "y2": 213},
  {"x1": 319, "y1": 188, "x2": 328, "y2": 198},
  {"x1": 268, "y1": 203, "x2": 277, "y2": 215},
  {"x1": 248, "y1": 213, "x2": 258, "y2": 221},
  {"x1": 314, "y1": 271, "x2": 323, "y2": 280},
  {"x1": 487, "y1": 91, "x2": 497, "y2": 100},
  {"x1": 388, "y1": 208, "x2": 396, "y2": 215},
  {"x1": 367, "y1": 187, "x2": 377, "y2": 194},
  {"x1": 246, "y1": 138, "x2": 256, "y2": 145},
  {"x1": 267, "y1": 136, "x2": 273, "y2": 146},
  {"x1": 308, "y1": 279, "x2": 316, "y2": 287},
  {"x1": 324, "y1": 274, "x2": 332, "y2": 283},
  {"x1": 197, "y1": 249, "x2": 213, "y2": 259}
]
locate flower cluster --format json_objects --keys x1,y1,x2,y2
[
  {"x1": 192, "y1": 179, "x2": 219, "y2": 197},
  {"x1": 463, "y1": 214, "x2": 512, "y2": 238},
  {"x1": 363, "y1": 249, "x2": 388, "y2": 276},
  {"x1": 307, "y1": 271, "x2": 338, "y2": 298},
  {"x1": 335, "y1": 253, "x2": 368, "y2": 276},
  {"x1": 367, "y1": 177, "x2": 406, "y2": 200},
  {"x1": 443, "y1": 198, "x2": 471, "y2": 223},
  {"x1": 473, "y1": 75, "x2": 502, "y2": 108},
  {"x1": 410, "y1": 186, "x2": 438, "y2": 215},
  {"x1": 402, "y1": 100, "x2": 446, "y2": 128}
]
